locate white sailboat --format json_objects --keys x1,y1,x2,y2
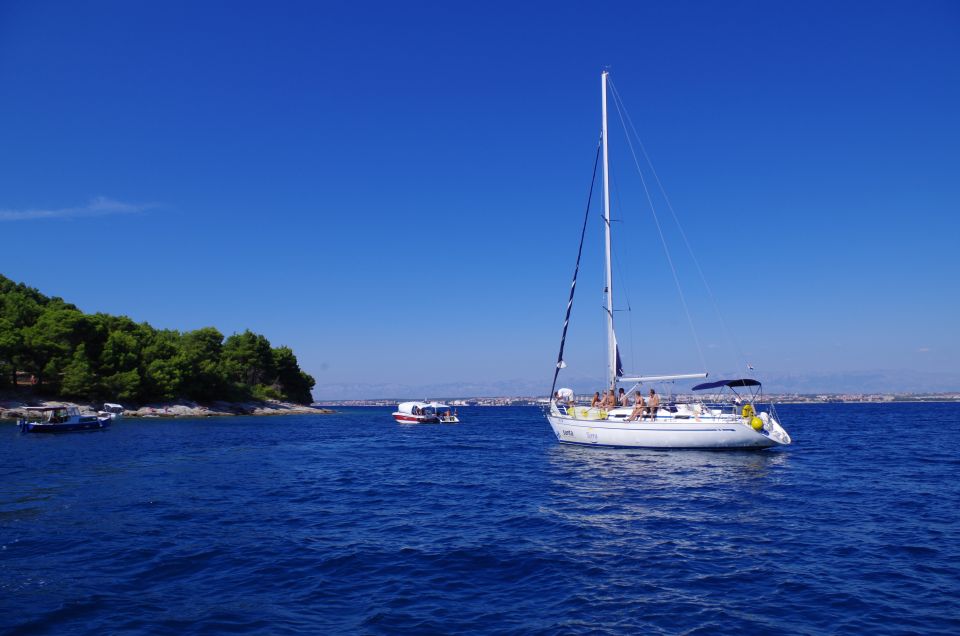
[{"x1": 545, "y1": 71, "x2": 791, "y2": 450}]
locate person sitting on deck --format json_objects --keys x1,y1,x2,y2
[
  {"x1": 607, "y1": 389, "x2": 618, "y2": 408},
  {"x1": 591, "y1": 392, "x2": 601, "y2": 408},
  {"x1": 618, "y1": 388, "x2": 629, "y2": 407},
  {"x1": 646, "y1": 389, "x2": 660, "y2": 420},
  {"x1": 627, "y1": 391, "x2": 645, "y2": 421}
]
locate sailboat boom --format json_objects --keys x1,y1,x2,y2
[{"x1": 619, "y1": 373, "x2": 709, "y2": 383}]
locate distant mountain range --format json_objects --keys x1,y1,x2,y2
[
  {"x1": 313, "y1": 378, "x2": 551, "y2": 401},
  {"x1": 760, "y1": 370, "x2": 960, "y2": 394},
  {"x1": 313, "y1": 369, "x2": 960, "y2": 400}
]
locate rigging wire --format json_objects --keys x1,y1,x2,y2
[
  {"x1": 549, "y1": 137, "x2": 603, "y2": 398},
  {"x1": 609, "y1": 79, "x2": 749, "y2": 376},
  {"x1": 608, "y1": 79, "x2": 708, "y2": 372}
]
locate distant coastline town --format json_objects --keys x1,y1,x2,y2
[{"x1": 318, "y1": 392, "x2": 960, "y2": 407}]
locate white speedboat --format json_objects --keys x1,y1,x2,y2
[
  {"x1": 392, "y1": 401, "x2": 459, "y2": 424},
  {"x1": 98, "y1": 403, "x2": 124, "y2": 420},
  {"x1": 545, "y1": 72, "x2": 790, "y2": 450}
]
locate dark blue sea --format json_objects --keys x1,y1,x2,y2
[{"x1": 2, "y1": 404, "x2": 959, "y2": 635}]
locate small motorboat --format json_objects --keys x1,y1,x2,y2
[
  {"x1": 392, "y1": 401, "x2": 459, "y2": 424},
  {"x1": 17, "y1": 406, "x2": 111, "y2": 433},
  {"x1": 98, "y1": 402, "x2": 124, "y2": 420}
]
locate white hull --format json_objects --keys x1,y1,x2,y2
[{"x1": 546, "y1": 405, "x2": 790, "y2": 449}]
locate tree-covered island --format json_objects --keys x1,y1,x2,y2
[{"x1": 0, "y1": 274, "x2": 315, "y2": 406}]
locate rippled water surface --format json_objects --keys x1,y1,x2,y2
[{"x1": 2, "y1": 404, "x2": 959, "y2": 634}]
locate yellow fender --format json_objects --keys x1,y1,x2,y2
[
  {"x1": 750, "y1": 416, "x2": 764, "y2": 431},
  {"x1": 742, "y1": 404, "x2": 755, "y2": 418}
]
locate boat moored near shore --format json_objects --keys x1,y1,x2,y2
[
  {"x1": 98, "y1": 403, "x2": 124, "y2": 420},
  {"x1": 17, "y1": 406, "x2": 111, "y2": 434}
]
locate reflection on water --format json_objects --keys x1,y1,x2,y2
[
  {"x1": 542, "y1": 444, "x2": 792, "y2": 536},
  {"x1": 547, "y1": 442, "x2": 789, "y2": 485}
]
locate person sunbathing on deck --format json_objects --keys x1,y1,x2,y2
[{"x1": 627, "y1": 391, "x2": 645, "y2": 421}]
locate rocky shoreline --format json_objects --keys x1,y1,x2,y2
[{"x1": 0, "y1": 397, "x2": 334, "y2": 420}]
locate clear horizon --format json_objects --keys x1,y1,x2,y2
[
  {"x1": 309, "y1": 368, "x2": 960, "y2": 402},
  {"x1": 2, "y1": 1, "x2": 958, "y2": 399}
]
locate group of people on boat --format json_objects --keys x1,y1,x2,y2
[
  {"x1": 588, "y1": 389, "x2": 627, "y2": 409},
  {"x1": 409, "y1": 403, "x2": 457, "y2": 419},
  {"x1": 555, "y1": 387, "x2": 661, "y2": 421}
]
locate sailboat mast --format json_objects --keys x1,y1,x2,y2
[{"x1": 601, "y1": 71, "x2": 616, "y2": 390}]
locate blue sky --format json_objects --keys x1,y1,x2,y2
[{"x1": 1, "y1": 1, "x2": 958, "y2": 398}]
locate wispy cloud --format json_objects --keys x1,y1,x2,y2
[
  {"x1": 0, "y1": 196, "x2": 157, "y2": 222},
  {"x1": 918, "y1": 347, "x2": 931, "y2": 353}
]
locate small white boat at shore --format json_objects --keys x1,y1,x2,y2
[
  {"x1": 392, "y1": 401, "x2": 459, "y2": 424},
  {"x1": 98, "y1": 403, "x2": 124, "y2": 420}
]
